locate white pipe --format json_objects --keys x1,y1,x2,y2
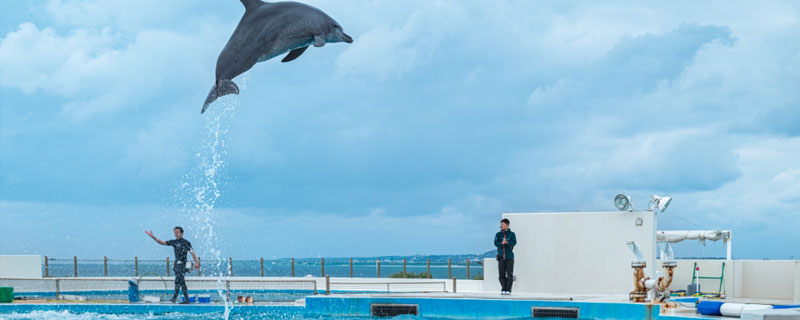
[
  {"x1": 651, "y1": 213, "x2": 658, "y2": 281},
  {"x1": 658, "y1": 243, "x2": 675, "y2": 263},
  {"x1": 726, "y1": 231, "x2": 732, "y2": 260},
  {"x1": 626, "y1": 241, "x2": 645, "y2": 264},
  {"x1": 644, "y1": 279, "x2": 657, "y2": 289}
]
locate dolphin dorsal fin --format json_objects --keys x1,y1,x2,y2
[{"x1": 240, "y1": 0, "x2": 264, "y2": 12}]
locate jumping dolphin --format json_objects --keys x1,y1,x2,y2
[{"x1": 202, "y1": 0, "x2": 353, "y2": 113}]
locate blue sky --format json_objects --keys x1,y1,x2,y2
[{"x1": 1, "y1": 0, "x2": 798, "y2": 261}]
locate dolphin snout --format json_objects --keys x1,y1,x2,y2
[{"x1": 342, "y1": 32, "x2": 353, "y2": 43}]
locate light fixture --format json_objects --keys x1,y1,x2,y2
[
  {"x1": 614, "y1": 193, "x2": 634, "y2": 211},
  {"x1": 649, "y1": 195, "x2": 672, "y2": 213}
]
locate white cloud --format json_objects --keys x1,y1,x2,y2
[
  {"x1": 2, "y1": 0, "x2": 800, "y2": 259},
  {"x1": 335, "y1": 1, "x2": 467, "y2": 79},
  {"x1": 120, "y1": 107, "x2": 200, "y2": 178},
  {"x1": 772, "y1": 169, "x2": 800, "y2": 203},
  {"x1": 0, "y1": 6, "x2": 228, "y2": 120},
  {"x1": 38, "y1": 0, "x2": 222, "y2": 32},
  {"x1": 0, "y1": 23, "x2": 118, "y2": 94},
  {"x1": 663, "y1": 136, "x2": 800, "y2": 245}
]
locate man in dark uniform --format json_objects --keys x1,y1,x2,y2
[
  {"x1": 145, "y1": 227, "x2": 200, "y2": 303},
  {"x1": 494, "y1": 218, "x2": 517, "y2": 295}
]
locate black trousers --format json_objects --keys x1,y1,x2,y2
[
  {"x1": 172, "y1": 264, "x2": 189, "y2": 299},
  {"x1": 498, "y1": 258, "x2": 514, "y2": 292}
]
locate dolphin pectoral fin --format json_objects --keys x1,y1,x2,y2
[
  {"x1": 313, "y1": 35, "x2": 326, "y2": 47},
  {"x1": 281, "y1": 46, "x2": 309, "y2": 63},
  {"x1": 201, "y1": 80, "x2": 240, "y2": 114}
]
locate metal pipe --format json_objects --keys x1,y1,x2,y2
[
  {"x1": 452, "y1": 277, "x2": 457, "y2": 293},
  {"x1": 325, "y1": 275, "x2": 330, "y2": 295},
  {"x1": 44, "y1": 256, "x2": 49, "y2": 277},
  {"x1": 291, "y1": 258, "x2": 295, "y2": 277},
  {"x1": 653, "y1": 262, "x2": 677, "y2": 302},
  {"x1": 260, "y1": 258, "x2": 264, "y2": 277},
  {"x1": 197, "y1": 257, "x2": 201, "y2": 276},
  {"x1": 349, "y1": 258, "x2": 353, "y2": 278},
  {"x1": 426, "y1": 259, "x2": 431, "y2": 279},
  {"x1": 166, "y1": 257, "x2": 170, "y2": 276},
  {"x1": 466, "y1": 259, "x2": 470, "y2": 279},
  {"x1": 134, "y1": 256, "x2": 138, "y2": 277},
  {"x1": 629, "y1": 262, "x2": 647, "y2": 302},
  {"x1": 104, "y1": 256, "x2": 108, "y2": 277},
  {"x1": 377, "y1": 258, "x2": 381, "y2": 278},
  {"x1": 73, "y1": 256, "x2": 77, "y2": 277},
  {"x1": 228, "y1": 257, "x2": 233, "y2": 276},
  {"x1": 448, "y1": 258, "x2": 452, "y2": 279},
  {"x1": 321, "y1": 258, "x2": 325, "y2": 277},
  {"x1": 403, "y1": 259, "x2": 407, "y2": 278},
  {"x1": 658, "y1": 265, "x2": 675, "y2": 290}
]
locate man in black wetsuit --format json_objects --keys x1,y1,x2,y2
[
  {"x1": 494, "y1": 218, "x2": 517, "y2": 295},
  {"x1": 145, "y1": 227, "x2": 200, "y2": 303}
]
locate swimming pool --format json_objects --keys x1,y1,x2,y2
[
  {"x1": 0, "y1": 294, "x2": 669, "y2": 320},
  {"x1": 0, "y1": 310, "x2": 367, "y2": 320}
]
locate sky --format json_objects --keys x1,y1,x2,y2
[{"x1": 0, "y1": 0, "x2": 798, "y2": 261}]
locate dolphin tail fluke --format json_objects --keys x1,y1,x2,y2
[{"x1": 201, "y1": 79, "x2": 240, "y2": 114}]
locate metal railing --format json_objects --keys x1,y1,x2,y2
[
  {"x1": 328, "y1": 279, "x2": 448, "y2": 293},
  {"x1": 42, "y1": 256, "x2": 484, "y2": 280}
]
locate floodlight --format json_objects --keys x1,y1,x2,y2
[
  {"x1": 614, "y1": 193, "x2": 633, "y2": 211},
  {"x1": 650, "y1": 195, "x2": 672, "y2": 213}
]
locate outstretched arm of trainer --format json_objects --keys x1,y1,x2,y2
[
  {"x1": 190, "y1": 250, "x2": 200, "y2": 269},
  {"x1": 145, "y1": 230, "x2": 167, "y2": 245}
]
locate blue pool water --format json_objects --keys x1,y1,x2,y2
[
  {"x1": 0, "y1": 310, "x2": 584, "y2": 320},
  {"x1": 0, "y1": 311, "x2": 388, "y2": 320},
  {"x1": 0, "y1": 295, "x2": 665, "y2": 320},
  {"x1": 14, "y1": 290, "x2": 314, "y2": 304}
]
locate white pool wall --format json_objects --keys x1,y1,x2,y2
[
  {"x1": 483, "y1": 211, "x2": 657, "y2": 295},
  {"x1": 661, "y1": 259, "x2": 800, "y2": 303},
  {"x1": 0, "y1": 255, "x2": 41, "y2": 278}
]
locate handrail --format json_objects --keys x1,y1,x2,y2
[
  {"x1": 41, "y1": 257, "x2": 484, "y2": 279},
  {"x1": 329, "y1": 280, "x2": 448, "y2": 293}
]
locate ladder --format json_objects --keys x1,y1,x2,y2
[{"x1": 691, "y1": 262, "x2": 725, "y2": 296}]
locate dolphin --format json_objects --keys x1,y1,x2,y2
[{"x1": 202, "y1": 0, "x2": 353, "y2": 113}]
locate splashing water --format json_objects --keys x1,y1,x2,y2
[
  {"x1": 171, "y1": 73, "x2": 249, "y2": 319},
  {"x1": 175, "y1": 94, "x2": 241, "y2": 319}
]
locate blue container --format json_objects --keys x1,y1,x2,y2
[
  {"x1": 198, "y1": 295, "x2": 211, "y2": 304},
  {"x1": 697, "y1": 300, "x2": 723, "y2": 315},
  {"x1": 127, "y1": 280, "x2": 139, "y2": 303},
  {"x1": 181, "y1": 295, "x2": 197, "y2": 303}
]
